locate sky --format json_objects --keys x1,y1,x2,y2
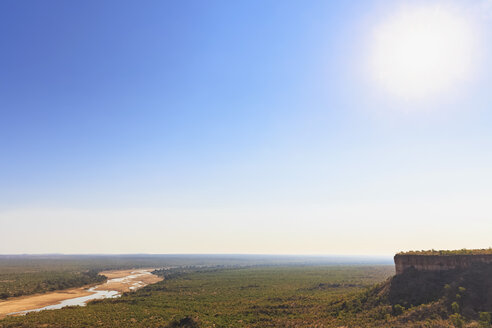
[{"x1": 1, "y1": 0, "x2": 492, "y2": 255}]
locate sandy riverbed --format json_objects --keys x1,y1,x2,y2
[
  {"x1": 94, "y1": 268, "x2": 162, "y2": 293},
  {"x1": 0, "y1": 268, "x2": 163, "y2": 318}
]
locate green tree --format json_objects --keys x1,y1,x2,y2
[
  {"x1": 392, "y1": 304, "x2": 405, "y2": 316},
  {"x1": 479, "y1": 312, "x2": 492, "y2": 327},
  {"x1": 451, "y1": 301, "x2": 460, "y2": 314},
  {"x1": 450, "y1": 313, "x2": 464, "y2": 328}
]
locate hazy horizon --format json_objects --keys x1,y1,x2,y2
[
  {"x1": 2, "y1": 0, "x2": 492, "y2": 255},
  {"x1": 0, "y1": 253, "x2": 395, "y2": 267},
  {"x1": 0, "y1": 252, "x2": 395, "y2": 257}
]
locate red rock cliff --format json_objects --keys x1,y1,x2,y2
[{"x1": 394, "y1": 254, "x2": 492, "y2": 275}]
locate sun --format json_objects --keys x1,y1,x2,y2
[{"x1": 370, "y1": 5, "x2": 475, "y2": 100}]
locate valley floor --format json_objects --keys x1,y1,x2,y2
[
  {"x1": 0, "y1": 268, "x2": 162, "y2": 318},
  {"x1": 0, "y1": 266, "x2": 395, "y2": 327}
]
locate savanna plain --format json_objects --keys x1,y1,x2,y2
[{"x1": 1, "y1": 255, "x2": 489, "y2": 327}]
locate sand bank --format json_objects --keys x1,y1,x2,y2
[{"x1": 0, "y1": 268, "x2": 163, "y2": 318}]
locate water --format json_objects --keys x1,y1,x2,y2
[
  {"x1": 8, "y1": 270, "x2": 152, "y2": 315},
  {"x1": 9, "y1": 287, "x2": 120, "y2": 315}
]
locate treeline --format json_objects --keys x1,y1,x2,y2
[
  {"x1": 152, "y1": 265, "x2": 230, "y2": 280},
  {"x1": 0, "y1": 270, "x2": 106, "y2": 299},
  {"x1": 0, "y1": 255, "x2": 253, "y2": 300},
  {"x1": 397, "y1": 248, "x2": 492, "y2": 256}
]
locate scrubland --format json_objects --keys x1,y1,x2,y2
[{"x1": 2, "y1": 257, "x2": 491, "y2": 327}]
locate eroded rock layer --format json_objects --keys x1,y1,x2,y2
[{"x1": 394, "y1": 254, "x2": 492, "y2": 274}]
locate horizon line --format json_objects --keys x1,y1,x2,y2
[{"x1": 0, "y1": 253, "x2": 394, "y2": 257}]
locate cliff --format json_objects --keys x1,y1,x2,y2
[
  {"x1": 394, "y1": 253, "x2": 492, "y2": 275},
  {"x1": 386, "y1": 261, "x2": 492, "y2": 318}
]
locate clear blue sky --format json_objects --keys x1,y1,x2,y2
[{"x1": 1, "y1": 0, "x2": 492, "y2": 254}]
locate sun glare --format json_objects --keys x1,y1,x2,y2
[{"x1": 371, "y1": 5, "x2": 476, "y2": 100}]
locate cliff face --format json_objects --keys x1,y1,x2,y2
[
  {"x1": 388, "y1": 260, "x2": 492, "y2": 317},
  {"x1": 394, "y1": 254, "x2": 492, "y2": 274}
]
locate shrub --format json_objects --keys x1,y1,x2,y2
[
  {"x1": 449, "y1": 313, "x2": 464, "y2": 328},
  {"x1": 166, "y1": 317, "x2": 199, "y2": 328},
  {"x1": 392, "y1": 304, "x2": 405, "y2": 316},
  {"x1": 479, "y1": 312, "x2": 492, "y2": 327},
  {"x1": 451, "y1": 302, "x2": 460, "y2": 314}
]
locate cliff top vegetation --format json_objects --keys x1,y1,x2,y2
[{"x1": 397, "y1": 248, "x2": 492, "y2": 256}]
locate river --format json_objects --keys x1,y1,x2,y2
[{"x1": 1, "y1": 269, "x2": 162, "y2": 317}]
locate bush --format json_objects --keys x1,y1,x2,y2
[
  {"x1": 449, "y1": 313, "x2": 464, "y2": 328},
  {"x1": 166, "y1": 317, "x2": 199, "y2": 328},
  {"x1": 392, "y1": 304, "x2": 405, "y2": 316},
  {"x1": 479, "y1": 312, "x2": 492, "y2": 327},
  {"x1": 451, "y1": 302, "x2": 460, "y2": 314}
]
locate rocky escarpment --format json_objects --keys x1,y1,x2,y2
[
  {"x1": 394, "y1": 254, "x2": 492, "y2": 275},
  {"x1": 386, "y1": 263, "x2": 492, "y2": 318}
]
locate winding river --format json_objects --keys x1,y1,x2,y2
[
  {"x1": 2, "y1": 269, "x2": 162, "y2": 316},
  {"x1": 9, "y1": 287, "x2": 120, "y2": 315}
]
